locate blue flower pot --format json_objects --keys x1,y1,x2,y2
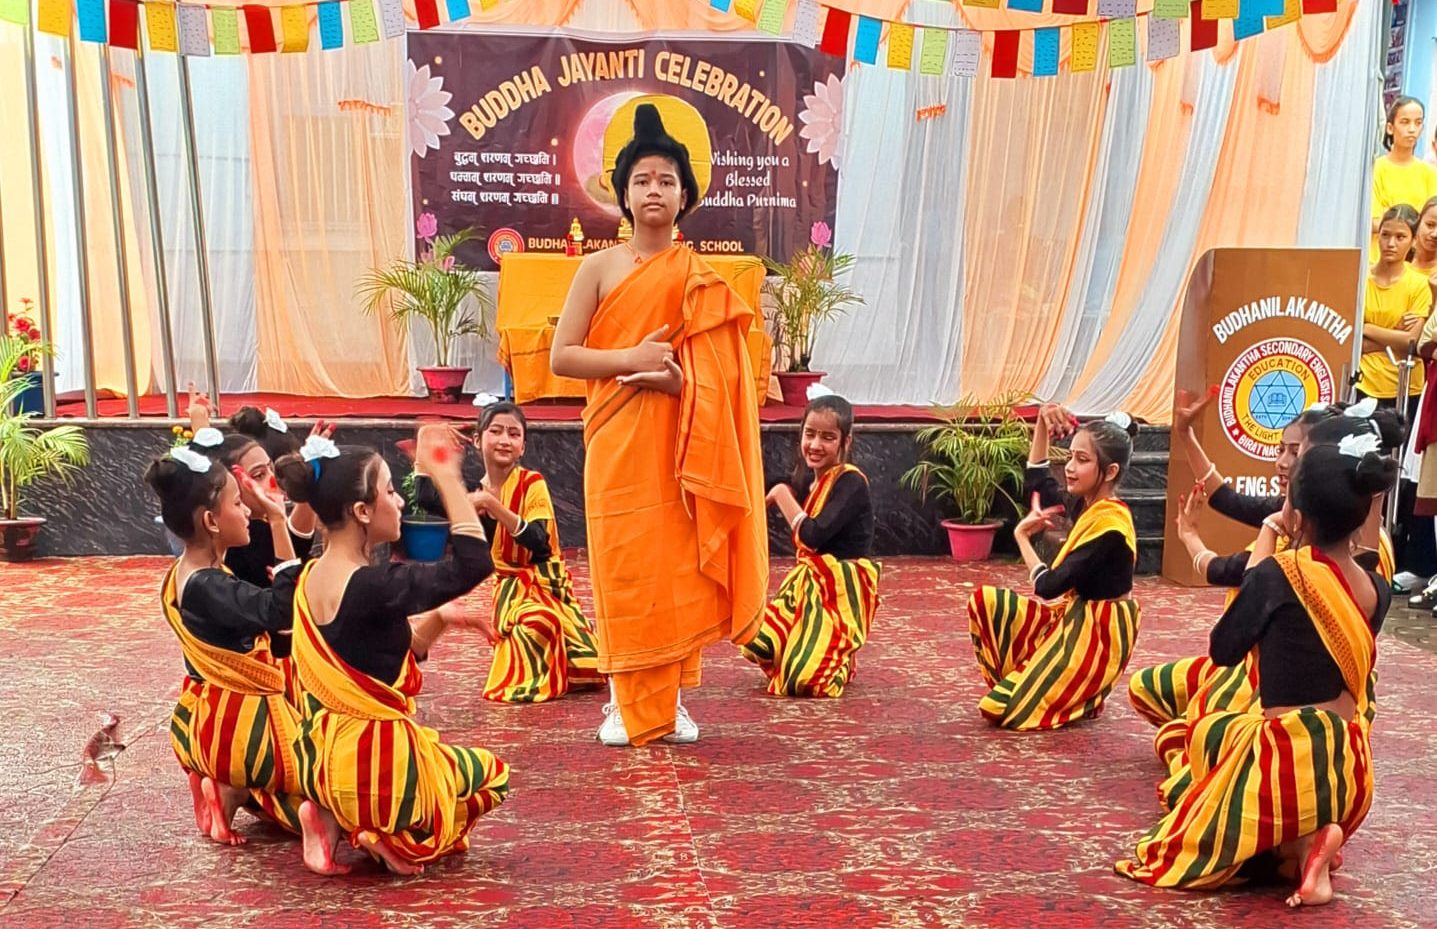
[
  {"x1": 8, "y1": 371, "x2": 43, "y2": 415},
  {"x1": 400, "y1": 517, "x2": 450, "y2": 562}
]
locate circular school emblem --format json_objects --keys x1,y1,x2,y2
[
  {"x1": 1218, "y1": 338, "x2": 1335, "y2": 461},
  {"x1": 488, "y1": 228, "x2": 524, "y2": 263}
]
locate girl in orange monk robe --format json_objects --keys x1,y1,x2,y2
[{"x1": 551, "y1": 104, "x2": 769, "y2": 746}]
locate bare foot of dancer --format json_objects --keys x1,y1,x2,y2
[
  {"x1": 299, "y1": 801, "x2": 352, "y2": 876},
  {"x1": 1287, "y1": 823, "x2": 1343, "y2": 907},
  {"x1": 357, "y1": 830, "x2": 424, "y2": 876},
  {"x1": 200, "y1": 777, "x2": 248, "y2": 846},
  {"x1": 187, "y1": 772, "x2": 212, "y2": 836}
]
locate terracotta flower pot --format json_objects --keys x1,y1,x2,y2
[
  {"x1": 0, "y1": 517, "x2": 46, "y2": 562},
  {"x1": 418, "y1": 366, "x2": 470, "y2": 403},
  {"x1": 776, "y1": 370, "x2": 827, "y2": 407},
  {"x1": 941, "y1": 519, "x2": 1001, "y2": 562}
]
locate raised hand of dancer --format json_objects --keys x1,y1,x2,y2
[
  {"x1": 470, "y1": 487, "x2": 500, "y2": 517},
  {"x1": 1175, "y1": 483, "x2": 1207, "y2": 541},
  {"x1": 1015, "y1": 492, "x2": 1064, "y2": 540},
  {"x1": 624, "y1": 324, "x2": 675, "y2": 374},
  {"x1": 416, "y1": 423, "x2": 465, "y2": 483},
  {"x1": 187, "y1": 382, "x2": 212, "y2": 430},
  {"x1": 766, "y1": 483, "x2": 798, "y2": 510},
  {"x1": 617, "y1": 358, "x2": 683, "y2": 396},
  {"x1": 235, "y1": 466, "x2": 285, "y2": 522},
  {"x1": 1037, "y1": 402, "x2": 1076, "y2": 440},
  {"x1": 1172, "y1": 387, "x2": 1216, "y2": 435},
  {"x1": 308, "y1": 418, "x2": 336, "y2": 442}
]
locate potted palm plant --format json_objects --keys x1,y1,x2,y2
[
  {"x1": 358, "y1": 212, "x2": 492, "y2": 403},
  {"x1": 900, "y1": 395, "x2": 1031, "y2": 562},
  {"x1": 0, "y1": 336, "x2": 90, "y2": 561},
  {"x1": 762, "y1": 221, "x2": 864, "y2": 406}
]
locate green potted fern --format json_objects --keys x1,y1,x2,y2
[
  {"x1": 358, "y1": 212, "x2": 492, "y2": 402},
  {"x1": 0, "y1": 335, "x2": 90, "y2": 561},
  {"x1": 762, "y1": 221, "x2": 864, "y2": 405},
  {"x1": 900, "y1": 395, "x2": 1031, "y2": 562}
]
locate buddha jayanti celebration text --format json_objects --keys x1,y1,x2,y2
[{"x1": 407, "y1": 33, "x2": 841, "y2": 271}]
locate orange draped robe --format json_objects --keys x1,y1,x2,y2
[{"x1": 582, "y1": 245, "x2": 769, "y2": 745}]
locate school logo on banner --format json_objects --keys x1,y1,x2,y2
[{"x1": 1218, "y1": 337, "x2": 1335, "y2": 460}]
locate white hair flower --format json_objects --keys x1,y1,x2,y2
[
  {"x1": 1104, "y1": 411, "x2": 1133, "y2": 430},
  {"x1": 1344, "y1": 397, "x2": 1379, "y2": 420},
  {"x1": 263, "y1": 408, "x2": 289, "y2": 434},
  {"x1": 1338, "y1": 431, "x2": 1381, "y2": 460},
  {"x1": 472, "y1": 391, "x2": 501, "y2": 408},
  {"x1": 190, "y1": 427, "x2": 224, "y2": 448},
  {"x1": 300, "y1": 434, "x2": 340, "y2": 462},
  {"x1": 806, "y1": 383, "x2": 836, "y2": 401},
  {"x1": 169, "y1": 446, "x2": 213, "y2": 473}
]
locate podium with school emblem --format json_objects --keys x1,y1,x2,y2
[{"x1": 1163, "y1": 248, "x2": 1364, "y2": 585}]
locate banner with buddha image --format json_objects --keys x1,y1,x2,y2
[{"x1": 406, "y1": 31, "x2": 844, "y2": 271}]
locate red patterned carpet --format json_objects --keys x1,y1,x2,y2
[{"x1": 0, "y1": 556, "x2": 1433, "y2": 929}]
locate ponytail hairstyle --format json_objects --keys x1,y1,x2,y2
[
  {"x1": 1377, "y1": 204, "x2": 1420, "y2": 262},
  {"x1": 144, "y1": 450, "x2": 228, "y2": 540},
  {"x1": 1306, "y1": 402, "x2": 1408, "y2": 455},
  {"x1": 1080, "y1": 412, "x2": 1139, "y2": 488},
  {"x1": 790, "y1": 390, "x2": 855, "y2": 487},
  {"x1": 1291, "y1": 437, "x2": 1399, "y2": 547},
  {"x1": 274, "y1": 444, "x2": 383, "y2": 529},
  {"x1": 1384, "y1": 95, "x2": 1425, "y2": 152},
  {"x1": 230, "y1": 405, "x2": 302, "y2": 461}
]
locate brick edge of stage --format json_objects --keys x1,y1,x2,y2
[{"x1": 19, "y1": 418, "x2": 1170, "y2": 571}]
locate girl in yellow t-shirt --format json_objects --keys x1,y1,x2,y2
[
  {"x1": 1372, "y1": 97, "x2": 1437, "y2": 258},
  {"x1": 1362, "y1": 205, "x2": 1431, "y2": 409}
]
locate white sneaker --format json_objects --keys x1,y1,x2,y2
[
  {"x1": 597, "y1": 703, "x2": 630, "y2": 746},
  {"x1": 663, "y1": 703, "x2": 699, "y2": 744},
  {"x1": 1393, "y1": 571, "x2": 1427, "y2": 594}
]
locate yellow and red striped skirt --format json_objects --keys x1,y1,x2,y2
[
  {"x1": 1116, "y1": 706, "x2": 1372, "y2": 888},
  {"x1": 483, "y1": 562, "x2": 603, "y2": 703},
  {"x1": 1127, "y1": 656, "x2": 1222, "y2": 729},
  {"x1": 741, "y1": 553, "x2": 880, "y2": 698},
  {"x1": 967, "y1": 587, "x2": 1141, "y2": 730},
  {"x1": 168, "y1": 677, "x2": 304, "y2": 833},
  {"x1": 294, "y1": 695, "x2": 510, "y2": 866}
]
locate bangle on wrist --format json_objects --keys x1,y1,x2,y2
[
  {"x1": 1199, "y1": 463, "x2": 1217, "y2": 484},
  {"x1": 1028, "y1": 562, "x2": 1048, "y2": 582},
  {"x1": 1193, "y1": 550, "x2": 1215, "y2": 575},
  {"x1": 789, "y1": 511, "x2": 807, "y2": 530}
]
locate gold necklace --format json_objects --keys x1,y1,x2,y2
[{"x1": 624, "y1": 241, "x2": 644, "y2": 265}]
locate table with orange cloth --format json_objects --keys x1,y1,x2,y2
[{"x1": 495, "y1": 252, "x2": 771, "y2": 404}]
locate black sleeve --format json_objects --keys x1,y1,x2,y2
[
  {"x1": 1023, "y1": 465, "x2": 1064, "y2": 511},
  {"x1": 1032, "y1": 530, "x2": 1128, "y2": 600},
  {"x1": 361, "y1": 533, "x2": 494, "y2": 617},
  {"x1": 183, "y1": 562, "x2": 301, "y2": 637},
  {"x1": 1205, "y1": 551, "x2": 1252, "y2": 588},
  {"x1": 1207, "y1": 486, "x2": 1283, "y2": 529},
  {"x1": 1354, "y1": 550, "x2": 1380, "y2": 573},
  {"x1": 513, "y1": 519, "x2": 553, "y2": 561},
  {"x1": 796, "y1": 473, "x2": 870, "y2": 553},
  {"x1": 292, "y1": 529, "x2": 314, "y2": 562},
  {"x1": 1369, "y1": 572, "x2": 1392, "y2": 636},
  {"x1": 1209, "y1": 558, "x2": 1285, "y2": 665}
]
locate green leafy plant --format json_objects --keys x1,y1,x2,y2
[
  {"x1": 399, "y1": 469, "x2": 429, "y2": 518},
  {"x1": 761, "y1": 221, "x2": 864, "y2": 373},
  {"x1": 901, "y1": 394, "x2": 1033, "y2": 525},
  {"x1": 0, "y1": 336, "x2": 89, "y2": 521},
  {"x1": 357, "y1": 214, "x2": 492, "y2": 368}
]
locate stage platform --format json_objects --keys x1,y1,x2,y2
[
  {"x1": 0, "y1": 555, "x2": 1432, "y2": 928},
  {"x1": 28, "y1": 393, "x2": 1171, "y2": 569},
  {"x1": 52, "y1": 391, "x2": 943, "y2": 425}
]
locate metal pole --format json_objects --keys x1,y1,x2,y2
[
  {"x1": 0, "y1": 159, "x2": 8, "y2": 321},
  {"x1": 63, "y1": 31, "x2": 98, "y2": 418},
  {"x1": 132, "y1": 45, "x2": 179, "y2": 418},
  {"x1": 176, "y1": 56, "x2": 220, "y2": 412},
  {"x1": 99, "y1": 46, "x2": 140, "y2": 418},
  {"x1": 22, "y1": 21, "x2": 55, "y2": 417}
]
